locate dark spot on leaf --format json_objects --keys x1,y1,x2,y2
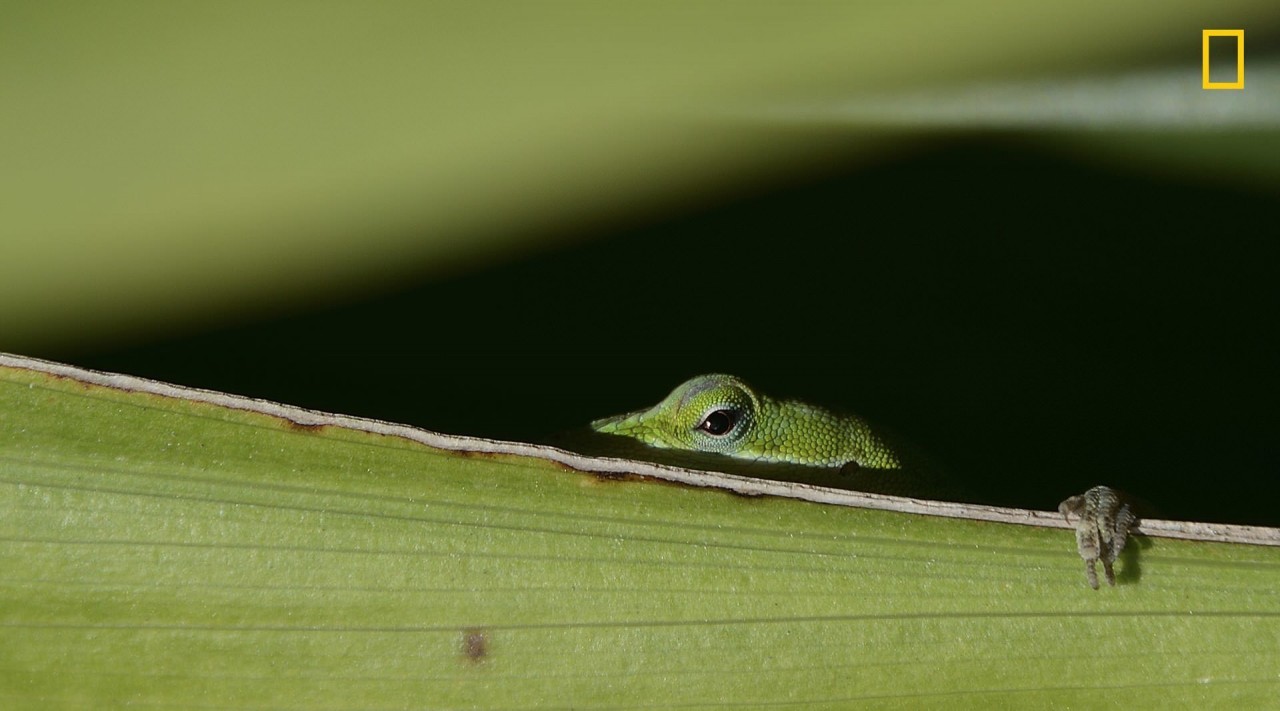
[
  {"x1": 585, "y1": 470, "x2": 769, "y2": 501},
  {"x1": 461, "y1": 628, "x2": 488, "y2": 663},
  {"x1": 588, "y1": 471, "x2": 657, "y2": 484},
  {"x1": 283, "y1": 419, "x2": 327, "y2": 433}
]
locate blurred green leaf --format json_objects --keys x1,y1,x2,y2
[
  {"x1": 4, "y1": 2, "x2": 1278, "y2": 348},
  {"x1": 2, "y1": 355, "x2": 1278, "y2": 708}
]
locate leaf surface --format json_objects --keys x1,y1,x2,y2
[{"x1": 1, "y1": 355, "x2": 1278, "y2": 709}]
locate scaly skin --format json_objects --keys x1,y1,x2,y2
[{"x1": 591, "y1": 374, "x2": 901, "y2": 469}]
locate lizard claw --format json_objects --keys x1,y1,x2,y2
[{"x1": 1058, "y1": 486, "x2": 1136, "y2": 589}]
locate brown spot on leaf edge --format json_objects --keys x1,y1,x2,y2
[
  {"x1": 588, "y1": 470, "x2": 657, "y2": 485},
  {"x1": 282, "y1": 419, "x2": 328, "y2": 433},
  {"x1": 282, "y1": 420, "x2": 330, "y2": 435},
  {"x1": 32, "y1": 369, "x2": 97, "y2": 391},
  {"x1": 585, "y1": 469, "x2": 767, "y2": 499}
]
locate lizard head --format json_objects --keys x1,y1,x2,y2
[{"x1": 590, "y1": 374, "x2": 761, "y2": 455}]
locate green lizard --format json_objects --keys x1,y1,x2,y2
[
  {"x1": 591, "y1": 373, "x2": 900, "y2": 470},
  {"x1": 592, "y1": 373, "x2": 1135, "y2": 589}
]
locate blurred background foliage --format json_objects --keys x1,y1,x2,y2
[{"x1": 4, "y1": 2, "x2": 1279, "y2": 524}]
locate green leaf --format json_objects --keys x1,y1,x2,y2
[{"x1": 2, "y1": 354, "x2": 1278, "y2": 709}]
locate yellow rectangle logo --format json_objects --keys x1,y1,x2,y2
[{"x1": 1202, "y1": 29, "x2": 1244, "y2": 89}]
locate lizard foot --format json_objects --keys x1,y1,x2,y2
[{"x1": 1058, "y1": 485, "x2": 1137, "y2": 589}]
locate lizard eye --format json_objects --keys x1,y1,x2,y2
[{"x1": 697, "y1": 409, "x2": 737, "y2": 436}]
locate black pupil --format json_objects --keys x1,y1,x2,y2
[{"x1": 700, "y1": 410, "x2": 735, "y2": 436}]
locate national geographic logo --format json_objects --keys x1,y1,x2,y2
[{"x1": 1202, "y1": 29, "x2": 1244, "y2": 90}]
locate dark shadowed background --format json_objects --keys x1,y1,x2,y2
[{"x1": 41, "y1": 134, "x2": 1280, "y2": 526}]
